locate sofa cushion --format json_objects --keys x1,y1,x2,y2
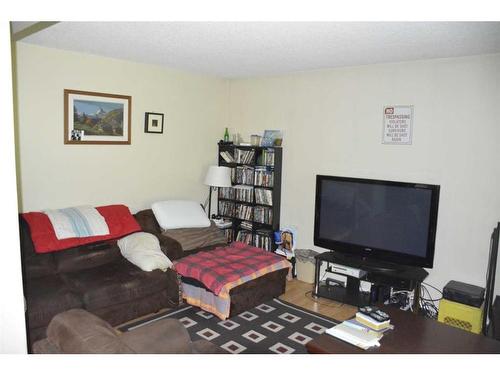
[
  {"x1": 62, "y1": 259, "x2": 170, "y2": 310},
  {"x1": 91, "y1": 288, "x2": 178, "y2": 327},
  {"x1": 53, "y1": 241, "x2": 122, "y2": 273},
  {"x1": 25, "y1": 274, "x2": 83, "y2": 328}
]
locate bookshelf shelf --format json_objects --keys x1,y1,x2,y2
[{"x1": 217, "y1": 143, "x2": 282, "y2": 252}]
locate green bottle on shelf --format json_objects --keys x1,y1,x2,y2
[{"x1": 223, "y1": 127, "x2": 230, "y2": 142}]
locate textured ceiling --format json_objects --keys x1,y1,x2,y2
[{"x1": 19, "y1": 22, "x2": 500, "y2": 78}]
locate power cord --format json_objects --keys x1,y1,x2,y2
[{"x1": 419, "y1": 283, "x2": 441, "y2": 320}]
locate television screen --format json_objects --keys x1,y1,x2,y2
[{"x1": 314, "y1": 175, "x2": 440, "y2": 268}]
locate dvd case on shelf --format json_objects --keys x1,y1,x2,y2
[
  {"x1": 254, "y1": 167, "x2": 274, "y2": 187},
  {"x1": 255, "y1": 188, "x2": 273, "y2": 206},
  {"x1": 254, "y1": 206, "x2": 273, "y2": 225},
  {"x1": 233, "y1": 166, "x2": 255, "y2": 185},
  {"x1": 234, "y1": 185, "x2": 254, "y2": 203}
]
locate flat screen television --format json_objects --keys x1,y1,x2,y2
[{"x1": 314, "y1": 175, "x2": 440, "y2": 269}]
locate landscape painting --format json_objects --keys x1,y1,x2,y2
[{"x1": 64, "y1": 89, "x2": 132, "y2": 144}]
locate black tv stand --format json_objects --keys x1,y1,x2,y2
[{"x1": 313, "y1": 251, "x2": 428, "y2": 312}]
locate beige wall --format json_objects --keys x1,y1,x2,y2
[
  {"x1": 16, "y1": 43, "x2": 228, "y2": 213},
  {"x1": 15, "y1": 42, "x2": 500, "y2": 293},
  {"x1": 229, "y1": 54, "x2": 500, "y2": 292}
]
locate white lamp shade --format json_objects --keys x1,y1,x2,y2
[{"x1": 204, "y1": 166, "x2": 232, "y2": 187}]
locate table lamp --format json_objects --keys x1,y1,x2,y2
[{"x1": 204, "y1": 166, "x2": 232, "y2": 218}]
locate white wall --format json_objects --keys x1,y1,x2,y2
[
  {"x1": 1, "y1": 24, "x2": 27, "y2": 353},
  {"x1": 229, "y1": 54, "x2": 500, "y2": 294},
  {"x1": 16, "y1": 43, "x2": 228, "y2": 213}
]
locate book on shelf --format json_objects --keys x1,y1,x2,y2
[
  {"x1": 254, "y1": 229, "x2": 273, "y2": 251},
  {"x1": 240, "y1": 220, "x2": 253, "y2": 230},
  {"x1": 236, "y1": 229, "x2": 253, "y2": 244},
  {"x1": 218, "y1": 201, "x2": 235, "y2": 217},
  {"x1": 219, "y1": 187, "x2": 235, "y2": 200},
  {"x1": 219, "y1": 151, "x2": 235, "y2": 163},
  {"x1": 325, "y1": 322, "x2": 382, "y2": 350},
  {"x1": 234, "y1": 185, "x2": 254, "y2": 203},
  {"x1": 254, "y1": 206, "x2": 273, "y2": 225},
  {"x1": 254, "y1": 167, "x2": 274, "y2": 187},
  {"x1": 255, "y1": 188, "x2": 273, "y2": 206},
  {"x1": 235, "y1": 204, "x2": 253, "y2": 220},
  {"x1": 234, "y1": 149, "x2": 255, "y2": 164},
  {"x1": 233, "y1": 166, "x2": 255, "y2": 185},
  {"x1": 259, "y1": 149, "x2": 275, "y2": 167}
]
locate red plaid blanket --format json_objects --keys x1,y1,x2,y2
[{"x1": 174, "y1": 241, "x2": 291, "y2": 297}]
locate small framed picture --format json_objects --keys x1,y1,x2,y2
[{"x1": 144, "y1": 112, "x2": 164, "y2": 134}]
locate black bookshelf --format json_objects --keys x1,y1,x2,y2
[{"x1": 217, "y1": 143, "x2": 282, "y2": 252}]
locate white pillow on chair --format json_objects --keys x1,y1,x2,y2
[{"x1": 151, "y1": 200, "x2": 210, "y2": 230}]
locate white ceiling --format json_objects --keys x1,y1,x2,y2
[
  {"x1": 10, "y1": 21, "x2": 38, "y2": 34},
  {"x1": 18, "y1": 22, "x2": 500, "y2": 78}
]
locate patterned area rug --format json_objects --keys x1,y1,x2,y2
[{"x1": 119, "y1": 298, "x2": 339, "y2": 354}]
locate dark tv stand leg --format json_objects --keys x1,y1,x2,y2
[
  {"x1": 314, "y1": 257, "x2": 321, "y2": 296},
  {"x1": 346, "y1": 276, "x2": 360, "y2": 300},
  {"x1": 413, "y1": 281, "x2": 421, "y2": 313}
]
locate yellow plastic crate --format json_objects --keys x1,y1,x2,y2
[{"x1": 438, "y1": 298, "x2": 483, "y2": 334}]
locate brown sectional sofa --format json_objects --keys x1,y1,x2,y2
[
  {"x1": 20, "y1": 208, "x2": 287, "y2": 352},
  {"x1": 20, "y1": 209, "x2": 192, "y2": 350}
]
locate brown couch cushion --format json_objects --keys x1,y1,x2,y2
[
  {"x1": 62, "y1": 259, "x2": 170, "y2": 310},
  {"x1": 53, "y1": 241, "x2": 122, "y2": 273},
  {"x1": 90, "y1": 288, "x2": 178, "y2": 327},
  {"x1": 47, "y1": 309, "x2": 133, "y2": 354},
  {"x1": 25, "y1": 274, "x2": 82, "y2": 328},
  {"x1": 120, "y1": 318, "x2": 192, "y2": 353}
]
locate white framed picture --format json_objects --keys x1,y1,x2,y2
[{"x1": 144, "y1": 112, "x2": 164, "y2": 134}]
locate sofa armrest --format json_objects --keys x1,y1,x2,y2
[
  {"x1": 120, "y1": 318, "x2": 192, "y2": 354},
  {"x1": 46, "y1": 309, "x2": 133, "y2": 353}
]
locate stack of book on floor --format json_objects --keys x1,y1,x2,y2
[{"x1": 325, "y1": 306, "x2": 393, "y2": 350}]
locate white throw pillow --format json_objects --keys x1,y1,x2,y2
[
  {"x1": 118, "y1": 232, "x2": 172, "y2": 272},
  {"x1": 151, "y1": 200, "x2": 210, "y2": 230}
]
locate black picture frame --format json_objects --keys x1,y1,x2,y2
[{"x1": 144, "y1": 112, "x2": 164, "y2": 134}]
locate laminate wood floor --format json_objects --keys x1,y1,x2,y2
[{"x1": 280, "y1": 279, "x2": 358, "y2": 321}]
